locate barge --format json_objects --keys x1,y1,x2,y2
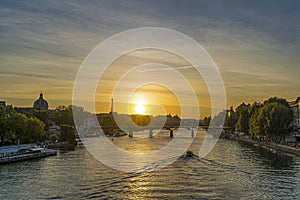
[{"x1": 0, "y1": 145, "x2": 57, "y2": 164}]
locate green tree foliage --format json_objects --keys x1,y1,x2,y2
[
  {"x1": 0, "y1": 106, "x2": 46, "y2": 145},
  {"x1": 0, "y1": 107, "x2": 14, "y2": 145},
  {"x1": 26, "y1": 110, "x2": 49, "y2": 131},
  {"x1": 263, "y1": 102, "x2": 293, "y2": 140},
  {"x1": 24, "y1": 117, "x2": 46, "y2": 143},
  {"x1": 248, "y1": 102, "x2": 261, "y2": 117},
  {"x1": 249, "y1": 108, "x2": 264, "y2": 138},
  {"x1": 225, "y1": 107, "x2": 236, "y2": 131},
  {"x1": 52, "y1": 105, "x2": 74, "y2": 127},
  {"x1": 236, "y1": 110, "x2": 249, "y2": 133},
  {"x1": 249, "y1": 97, "x2": 293, "y2": 142},
  {"x1": 235, "y1": 103, "x2": 251, "y2": 134},
  {"x1": 52, "y1": 105, "x2": 87, "y2": 127},
  {"x1": 9, "y1": 113, "x2": 27, "y2": 144},
  {"x1": 60, "y1": 124, "x2": 77, "y2": 145},
  {"x1": 49, "y1": 134, "x2": 59, "y2": 143},
  {"x1": 264, "y1": 97, "x2": 290, "y2": 108}
]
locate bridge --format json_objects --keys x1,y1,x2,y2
[{"x1": 96, "y1": 125, "x2": 232, "y2": 138}]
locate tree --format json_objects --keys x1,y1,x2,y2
[
  {"x1": 263, "y1": 102, "x2": 293, "y2": 142},
  {"x1": 249, "y1": 108, "x2": 264, "y2": 138},
  {"x1": 131, "y1": 114, "x2": 151, "y2": 127},
  {"x1": 0, "y1": 107, "x2": 15, "y2": 145},
  {"x1": 225, "y1": 107, "x2": 236, "y2": 131},
  {"x1": 26, "y1": 110, "x2": 49, "y2": 131},
  {"x1": 203, "y1": 116, "x2": 211, "y2": 126},
  {"x1": 24, "y1": 117, "x2": 46, "y2": 143},
  {"x1": 60, "y1": 124, "x2": 77, "y2": 146},
  {"x1": 52, "y1": 105, "x2": 74, "y2": 127},
  {"x1": 235, "y1": 103, "x2": 251, "y2": 134},
  {"x1": 164, "y1": 114, "x2": 181, "y2": 128},
  {"x1": 100, "y1": 115, "x2": 120, "y2": 136},
  {"x1": 71, "y1": 105, "x2": 88, "y2": 127},
  {"x1": 248, "y1": 102, "x2": 261, "y2": 117},
  {"x1": 9, "y1": 113, "x2": 27, "y2": 144},
  {"x1": 249, "y1": 97, "x2": 293, "y2": 142},
  {"x1": 211, "y1": 111, "x2": 223, "y2": 127},
  {"x1": 52, "y1": 105, "x2": 87, "y2": 127},
  {"x1": 264, "y1": 97, "x2": 290, "y2": 108},
  {"x1": 0, "y1": 107, "x2": 48, "y2": 145},
  {"x1": 49, "y1": 134, "x2": 59, "y2": 143}
]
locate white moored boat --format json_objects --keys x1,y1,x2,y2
[{"x1": 0, "y1": 145, "x2": 57, "y2": 164}]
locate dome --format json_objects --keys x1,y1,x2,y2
[{"x1": 33, "y1": 93, "x2": 49, "y2": 111}]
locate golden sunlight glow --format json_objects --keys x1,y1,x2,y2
[
  {"x1": 135, "y1": 104, "x2": 146, "y2": 114},
  {"x1": 124, "y1": 84, "x2": 182, "y2": 116},
  {"x1": 94, "y1": 51, "x2": 206, "y2": 117},
  {"x1": 134, "y1": 99, "x2": 146, "y2": 114}
]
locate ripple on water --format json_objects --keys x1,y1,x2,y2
[{"x1": 1, "y1": 135, "x2": 300, "y2": 199}]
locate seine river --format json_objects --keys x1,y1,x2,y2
[{"x1": 1, "y1": 130, "x2": 300, "y2": 199}]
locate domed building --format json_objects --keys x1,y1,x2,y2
[{"x1": 33, "y1": 92, "x2": 49, "y2": 111}]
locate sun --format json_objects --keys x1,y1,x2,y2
[
  {"x1": 135, "y1": 104, "x2": 145, "y2": 114},
  {"x1": 134, "y1": 100, "x2": 146, "y2": 115}
]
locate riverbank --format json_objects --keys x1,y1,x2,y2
[
  {"x1": 222, "y1": 132, "x2": 300, "y2": 156},
  {"x1": 47, "y1": 142, "x2": 76, "y2": 150}
]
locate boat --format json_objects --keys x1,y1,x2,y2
[{"x1": 0, "y1": 145, "x2": 57, "y2": 164}]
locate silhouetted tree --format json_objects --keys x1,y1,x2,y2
[
  {"x1": 235, "y1": 103, "x2": 251, "y2": 134},
  {"x1": 203, "y1": 116, "x2": 211, "y2": 126},
  {"x1": 60, "y1": 124, "x2": 77, "y2": 145},
  {"x1": 52, "y1": 105, "x2": 87, "y2": 127}
]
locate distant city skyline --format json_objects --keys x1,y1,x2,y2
[{"x1": 0, "y1": 1, "x2": 299, "y2": 117}]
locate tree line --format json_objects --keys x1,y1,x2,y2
[
  {"x1": 0, "y1": 107, "x2": 46, "y2": 145},
  {"x1": 99, "y1": 113, "x2": 181, "y2": 136},
  {"x1": 1, "y1": 97, "x2": 294, "y2": 145},
  {"x1": 205, "y1": 97, "x2": 294, "y2": 143},
  {"x1": 0, "y1": 105, "x2": 86, "y2": 146}
]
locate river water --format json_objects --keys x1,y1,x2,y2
[{"x1": 1, "y1": 130, "x2": 300, "y2": 199}]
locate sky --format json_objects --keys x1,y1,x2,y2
[{"x1": 0, "y1": 0, "x2": 299, "y2": 118}]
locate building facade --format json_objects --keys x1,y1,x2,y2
[
  {"x1": 33, "y1": 92, "x2": 49, "y2": 111},
  {"x1": 289, "y1": 96, "x2": 300, "y2": 131},
  {"x1": 0, "y1": 101, "x2": 6, "y2": 107}
]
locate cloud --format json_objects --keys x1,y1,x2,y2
[
  {"x1": 136, "y1": 65, "x2": 193, "y2": 73},
  {"x1": 0, "y1": 0, "x2": 299, "y2": 114}
]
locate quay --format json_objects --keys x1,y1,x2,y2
[{"x1": 223, "y1": 132, "x2": 300, "y2": 156}]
